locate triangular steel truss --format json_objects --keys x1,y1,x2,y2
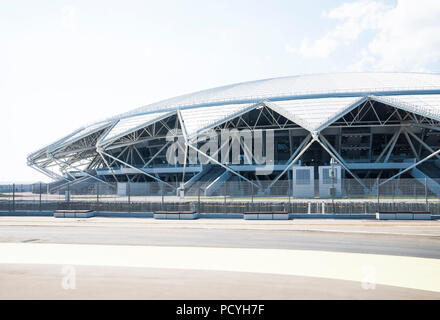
[{"x1": 28, "y1": 92, "x2": 440, "y2": 191}]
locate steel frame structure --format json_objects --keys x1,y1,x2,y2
[{"x1": 28, "y1": 75, "x2": 440, "y2": 195}]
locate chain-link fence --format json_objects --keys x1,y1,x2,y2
[{"x1": 0, "y1": 178, "x2": 439, "y2": 214}]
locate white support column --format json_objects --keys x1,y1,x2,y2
[
  {"x1": 403, "y1": 130, "x2": 419, "y2": 160},
  {"x1": 186, "y1": 143, "x2": 259, "y2": 188},
  {"x1": 316, "y1": 137, "x2": 367, "y2": 189},
  {"x1": 99, "y1": 150, "x2": 176, "y2": 189},
  {"x1": 374, "y1": 129, "x2": 401, "y2": 163},
  {"x1": 97, "y1": 150, "x2": 119, "y2": 182},
  {"x1": 51, "y1": 157, "x2": 76, "y2": 180},
  {"x1": 142, "y1": 141, "x2": 171, "y2": 168},
  {"x1": 266, "y1": 134, "x2": 313, "y2": 190},
  {"x1": 414, "y1": 123, "x2": 440, "y2": 133},
  {"x1": 405, "y1": 128, "x2": 440, "y2": 161},
  {"x1": 52, "y1": 156, "x2": 111, "y2": 186},
  {"x1": 177, "y1": 109, "x2": 189, "y2": 183},
  {"x1": 384, "y1": 128, "x2": 402, "y2": 163},
  {"x1": 380, "y1": 147, "x2": 440, "y2": 187},
  {"x1": 31, "y1": 163, "x2": 69, "y2": 182},
  {"x1": 319, "y1": 134, "x2": 367, "y2": 188},
  {"x1": 133, "y1": 146, "x2": 146, "y2": 166},
  {"x1": 319, "y1": 135, "x2": 350, "y2": 168}
]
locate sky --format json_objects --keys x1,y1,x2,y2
[{"x1": 1, "y1": 0, "x2": 440, "y2": 182}]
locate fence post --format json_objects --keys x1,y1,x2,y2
[
  {"x1": 376, "y1": 178, "x2": 380, "y2": 213},
  {"x1": 127, "y1": 181, "x2": 131, "y2": 213},
  {"x1": 12, "y1": 183, "x2": 15, "y2": 212},
  {"x1": 96, "y1": 182, "x2": 100, "y2": 203},
  {"x1": 67, "y1": 182, "x2": 71, "y2": 210},
  {"x1": 161, "y1": 185, "x2": 164, "y2": 210},
  {"x1": 425, "y1": 177, "x2": 428, "y2": 212},
  {"x1": 414, "y1": 183, "x2": 416, "y2": 201},
  {"x1": 251, "y1": 183, "x2": 254, "y2": 204},
  {"x1": 39, "y1": 182, "x2": 42, "y2": 212},
  {"x1": 288, "y1": 180, "x2": 291, "y2": 213},
  {"x1": 197, "y1": 186, "x2": 201, "y2": 214},
  {"x1": 224, "y1": 183, "x2": 226, "y2": 214},
  {"x1": 392, "y1": 180, "x2": 395, "y2": 211},
  {"x1": 67, "y1": 182, "x2": 70, "y2": 211}
]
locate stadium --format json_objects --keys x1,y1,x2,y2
[{"x1": 27, "y1": 72, "x2": 440, "y2": 198}]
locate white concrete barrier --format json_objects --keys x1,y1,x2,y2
[
  {"x1": 243, "y1": 214, "x2": 258, "y2": 220},
  {"x1": 396, "y1": 213, "x2": 413, "y2": 220},
  {"x1": 153, "y1": 211, "x2": 199, "y2": 220},
  {"x1": 273, "y1": 213, "x2": 289, "y2": 220},
  {"x1": 180, "y1": 213, "x2": 200, "y2": 220},
  {"x1": 414, "y1": 213, "x2": 432, "y2": 220},
  {"x1": 53, "y1": 212, "x2": 65, "y2": 218},
  {"x1": 376, "y1": 213, "x2": 396, "y2": 220},
  {"x1": 258, "y1": 213, "x2": 273, "y2": 220},
  {"x1": 153, "y1": 213, "x2": 167, "y2": 219},
  {"x1": 244, "y1": 212, "x2": 289, "y2": 220},
  {"x1": 376, "y1": 212, "x2": 431, "y2": 220},
  {"x1": 54, "y1": 210, "x2": 94, "y2": 218}
]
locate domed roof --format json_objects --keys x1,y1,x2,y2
[
  {"x1": 29, "y1": 72, "x2": 440, "y2": 157},
  {"x1": 125, "y1": 72, "x2": 440, "y2": 116}
]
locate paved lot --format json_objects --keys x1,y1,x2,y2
[
  {"x1": 1, "y1": 264, "x2": 438, "y2": 300},
  {"x1": 0, "y1": 217, "x2": 439, "y2": 258},
  {"x1": 0, "y1": 217, "x2": 439, "y2": 299}
]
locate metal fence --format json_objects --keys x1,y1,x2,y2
[{"x1": 0, "y1": 178, "x2": 439, "y2": 214}]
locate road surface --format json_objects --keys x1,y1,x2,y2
[{"x1": 0, "y1": 217, "x2": 439, "y2": 299}]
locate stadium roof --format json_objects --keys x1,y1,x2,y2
[
  {"x1": 125, "y1": 72, "x2": 440, "y2": 115},
  {"x1": 30, "y1": 72, "x2": 440, "y2": 156}
]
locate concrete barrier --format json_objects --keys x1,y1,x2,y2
[
  {"x1": 414, "y1": 213, "x2": 432, "y2": 220},
  {"x1": 180, "y1": 213, "x2": 200, "y2": 220},
  {"x1": 153, "y1": 211, "x2": 199, "y2": 220},
  {"x1": 243, "y1": 214, "x2": 258, "y2": 220},
  {"x1": 376, "y1": 213, "x2": 396, "y2": 220},
  {"x1": 94, "y1": 212, "x2": 153, "y2": 218},
  {"x1": 153, "y1": 213, "x2": 166, "y2": 219},
  {"x1": 0, "y1": 211, "x2": 430, "y2": 220},
  {"x1": 273, "y1": 213, "x2": 289, "y2": 220},
  {"x1": 376, "y1": 211, "x2": 431, "y2": 220},
  {"x1": 243, "y1": 211, "x2": 289, "y2": 220},
  {"x1": 258, "y1": 213, "x2": 273, "y2": 220},
  {"x1": 0, "y1": 211, "x2": 53, "y2": 217},
  {"x1": 54, "y1": 210, "x2": 94, "y2": 218},
  {"x1": 396, "y1": 213, "x2": 413, "y2": 220}
]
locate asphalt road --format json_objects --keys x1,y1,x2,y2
[
  {"x1": 0, "y1": 217, "x2": 439, "y2": 258},
  {"x1": 1, "y1": 217, "x2": 440, "y2": 299},
  {"x1": 2, "y1": 264, "x2": 438, "y2": 300}
]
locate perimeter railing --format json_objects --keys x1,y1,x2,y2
[{"x1": 1, "y1": 177, "x2": 439, "y2": 214}]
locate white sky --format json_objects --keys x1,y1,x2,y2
[{"x1": 1, "y1": 0, "x2": 440, "y2": 182}]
